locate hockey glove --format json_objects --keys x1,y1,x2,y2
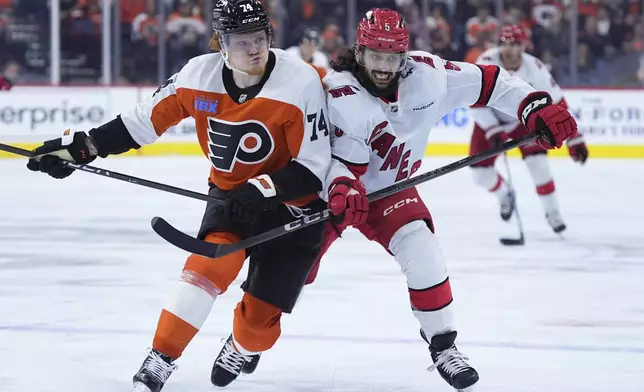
[
  {"x1": 484, "y1": 124, "x2": 511, "y2": 148},
  {"x1": 225, "y1": 174, "x2": 280, "y2": 226},
  {"x1": 566, "y1": 135, "x2": 588, "y2": 164},
  {"x1": 328, "y1": 176, "x2": 369, "y2": 227},
  {"x1": 26, "y1": 129, "x2": 98, "y2": 179},
  {"x1": 519, "y1": 92, "x2": 578, "y2": 149}
]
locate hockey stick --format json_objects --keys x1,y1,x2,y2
[
  {"x1": 151, "y1": 132, "x2": 541, "y2": 258},
  {"x1": 499, "y1": 152, "x2": 525, "y2": 246},
  {"x1": 0, "y1": 143, "x2": 224, "y2": 205}
]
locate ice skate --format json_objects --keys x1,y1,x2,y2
[
  {"x1": 211, "y1": 334, "x2": 260, "y2": 387},
  {"x1": 546, "y1": 209, "x2": 566, "y2": 233},
  {"x1": 132, "y1": 348, "x2": 177, "y2": 392},
  {"x1": 421, "y1": 330, "x2": 479, "y2": 391},
  {"x1": 499, "y1": 189, "x2": 516, "y2": 221},
  {"x1": 242, "y1": 352, "x2": 261, "y2": 374}
]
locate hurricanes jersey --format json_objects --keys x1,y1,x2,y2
[
  {"x1": 471, "y1": 48, "x2": 566, "y2": 129},
  {"x1": 324, "y1": 50, "x2": 536, "y2": 194}
]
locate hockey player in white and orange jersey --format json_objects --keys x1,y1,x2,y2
[
  {"x1": 469, "y1": 25, "x2": 589, "y2": 233},
  {"x1": 285, "y1": 28, "x2": 330, "y2": 78},
  {"x1": 301, "y1": 9, "x2": 578, "y2": 392},
  {"x1": 23, "y1": 1, "x2": 367, "y2": 391}
]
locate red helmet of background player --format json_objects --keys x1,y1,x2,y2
[
  {"x1": 499, "y1": 24, "x2": 526, "y2": 44},
  {"x1": 356, "y1": 8, "x2": 409, "y2": 53}
]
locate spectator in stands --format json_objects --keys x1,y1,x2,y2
[
  {"x1": 610, "y1": 9, "x2": 636, "y2": 51},
  {"x1": 465, "y1": 4, "x2": 498, "y2": 47},
  {"x1": 320, "y1": 22, "x2": 344, "y2": 62},
  {"x1": 261, "y1": 0, "x2": 284, "y2": 47},
  {"x1": 60, "y1": 0, "x2": 103, "y2": 82},
  {"x1": 578, "y1": 15, "x2": 612, "y2": 73},
  {"x1": 464, "y1": 29, "x2": 492, "y2": 63},
  {"x1": 166, "y1": 0, "x2": 207, "y2": 74},
  {"x1": 426, "y1": 3, "x2": 453, "y2": 56},
  {"x1": 287, "y1": 0, "x2": 323, "y2": 49},
  {"x1": 635, "y1": 51, "x2": 644, "y2": 85},
  {"x1": 396, "y1": 0, "x2": 429, "y2": 51},
  {"x1": 131, "y1": 0, "x2": 159, "y2": 84},
  {"x1": 0, "y1": 60, "x2": 17, "y2": 90}
]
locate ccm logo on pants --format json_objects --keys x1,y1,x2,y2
[{"x1": 384, "y1": 198, "x2": 418, "y2": 216}]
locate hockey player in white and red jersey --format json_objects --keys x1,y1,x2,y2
[
  {"x1": 469, "y1": 25, "x2": 589, "y2": 233},
  {"x1": 303, "y1": 9, "x2": 578, "y2": 391}
]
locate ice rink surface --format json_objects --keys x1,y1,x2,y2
[{"x1": 1, "y1": 156, "x2": 643, "y2": 392}]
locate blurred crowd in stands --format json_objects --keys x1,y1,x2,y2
[{"x1": 1, "y1": 0, "x2": 644, "y2": 86}]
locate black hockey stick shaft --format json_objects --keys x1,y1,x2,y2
[
  {"x1": 0, "y1": 143, "x2": 224, "y2": 205},
  {"x1": 152, "y1": 132, "x2": 541, "y2": 258},
  {"x1": 500, "y1": 152, "x2": 525, "y2": 245}
]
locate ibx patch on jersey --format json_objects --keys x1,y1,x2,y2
[{"x1": 194, "y1": 97, "x2": 219, "y2": 113}]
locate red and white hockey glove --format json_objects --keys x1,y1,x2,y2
[
  {"x1": 519, "y1": 92, "x2": 578, "y2": 149},
  {"x1": 566, "y1": 135, "x2": 588, "y2": 164},
  {"x1": 328, "y1": 176, "x2": 369, "y2": 227},
  {"x1": 484, "y1": 124, "x2": 511, "y2": 147}
]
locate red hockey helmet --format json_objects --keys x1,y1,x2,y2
[
  {"x1": 500, "y1": 24, "x2": 527, "y2": 44},
  {"x1": 356, "y1": 9, "x2": 409, "y2": 53}
]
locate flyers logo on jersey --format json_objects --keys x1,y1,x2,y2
[{"x1": 207, "y1": 118, "x2": 274, "y2": 173}]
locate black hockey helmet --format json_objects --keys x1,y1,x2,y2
[
  {"x1": 212, "y1": 0, "x2": 270, "y2": 35},
  {"x1": 301, "y1": 28, "x2": 321, "y2": 45}
]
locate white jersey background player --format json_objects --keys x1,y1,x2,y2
[
  {"x1": 302, "y1": 9, "x2": 578, "y2": 392},
  {"x1": 469, "y1": 25, "x2": 589, "y2": 234},
  {"x1": 285, "y1": 28, "x2": 330, "y2": 71}
]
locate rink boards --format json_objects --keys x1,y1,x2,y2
[{"x1": 1, "y1": 86, "x2": 644, "y2": 158}]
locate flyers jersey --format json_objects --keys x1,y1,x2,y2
[{"x1": 119, "y1": 49, "x2": 331, "y2": 199}]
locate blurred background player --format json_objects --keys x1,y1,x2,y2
[
  {"x1": 469, "y1": 25, "x2": 589, "y2": 233},
  {"x1": 286, "y1": 28, "x2": 330, "y2": 75},
  {"x1": 22, "y1": 1, "x2": 369, "y2": 391},
  {"x1": 303, "y1": 9, "x2": 578, "y2": 392}
]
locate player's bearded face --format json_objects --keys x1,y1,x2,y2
[
  {"x1": 500, "y1": 42, "x2": 523, "y2": 65},
  {"x1": 222, "y1": 30, "x2": 270, "y2": 75},
  {"x1": 358, "y1": 47, "x2": 407, "y2": 91}
]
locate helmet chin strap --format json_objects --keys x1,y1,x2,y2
[{"x1": 221, "y1": 47, "x2": 252, "y2": 76}]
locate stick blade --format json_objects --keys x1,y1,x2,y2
[
  {"x1": 151, "y1": 216, "x2": 221, "y2": 257},
  {"x1": 500, "y1": 235, "x2": 525, "y2": 246}
]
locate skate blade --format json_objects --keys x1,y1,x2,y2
[
  {"x1": 457, "y1": 386, "x2": 476, "y2": 392},
  {"x1": 133, "y1": 382, "x2": 153, "y2": 392}
]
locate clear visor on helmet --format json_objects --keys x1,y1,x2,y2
[
  {"x1": 356, "y1": 47, "x2": 407, "y2": 73},
  {"x1": 220, "y1": 28, "x2": 270, "y2": 55}
]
